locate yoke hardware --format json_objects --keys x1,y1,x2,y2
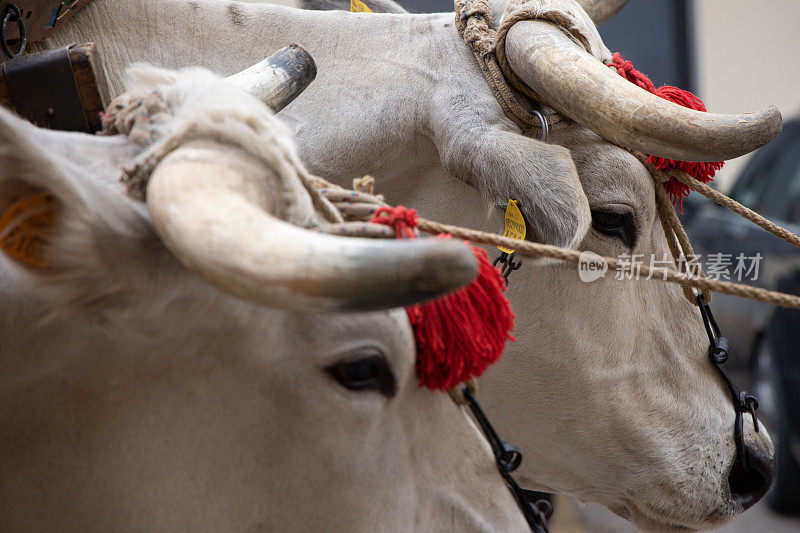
[
  {"x1": 1, "y1": 4, "x2": 25, "y2": 57},
  {"x1": 0, "y1": 1, "x2": 94, "y2": 48},
  {"x1": 3, "y1": 44, "x2": 85, "y2": 130}
]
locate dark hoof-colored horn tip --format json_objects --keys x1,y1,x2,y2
[
  {"x1": 269, "y1": 44, "x2": 317, "y2": 109},
  {"x1": 416, "y1": 239, "x2": 479, "y2": 296}
]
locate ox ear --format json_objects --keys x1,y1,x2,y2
[
  {"x1": 436, "y1": 124, "x2": 591, "y2": 250},
  {"x1": 0, "y1": 108, "x2": 162, "y2": 313}
]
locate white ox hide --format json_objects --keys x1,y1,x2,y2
[
  {"x1": 0, "y1": 65, "x2": 529, "y2": 531},
  {"x1": 17, "y1": 0, "x2": 779, "y2": 529}
]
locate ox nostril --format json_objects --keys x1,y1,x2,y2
[{"x1": 728, "y1": 444, "x2": 776, "y2": 510}]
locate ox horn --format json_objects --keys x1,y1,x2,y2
[
  {"x1": 146, "y1": 144, "x2": 477, "y2": 312},
  {"x1": 504, "y1": 21, "x2": 782, "y2": 161},
  {"x1": 577, "y1": 0, "x2": 629, "y2": 26},
  {"x1": 226, "y1": 44, "x2": 317, "y2": 112}
]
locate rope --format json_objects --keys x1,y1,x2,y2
[
  {"x1": 454, "y1": 0, "x2": 561, "y2": 133},
  {"x1": 314, "y1": 176, "x2": 800, "y2": 311},
  {"x1": 637, "y1": 153, "x2": 800, "y2": 251},
  {"x1": 416, "y1": 219, "x2": 800, "y2": 310},
  {"x1": 100, "y1": 79, "x2": 345, "y2": 225}
]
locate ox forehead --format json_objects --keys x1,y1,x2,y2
[
  {"x1": 12, "y1": 0, "x2": 781, "y2": 530},
  {"x1": 0, "y1": 59, "x2": 531, "y2": 530}
]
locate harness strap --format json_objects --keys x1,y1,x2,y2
[
  {"x1": 696, "y1": 294, "x2": 761, "y2": 471},
  {"x1": 462, "y1": 387, "x2": 552, "y2": 532}
]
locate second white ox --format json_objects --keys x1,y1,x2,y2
[
  {"x1": 22, "y1": 0, "x2": 780, "y2": 529},
  {"x1": 0, "y1": 58, "x2": 530, "y2": 530}
]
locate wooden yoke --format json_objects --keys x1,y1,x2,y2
[
  {"x1": 0, "y1": 2, "x2": 106, "y2": 132},
  {"x1": 1, "y1": 42, "x2": 109, "y2": 132}
]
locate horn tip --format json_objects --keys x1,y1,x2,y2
[
  {"x1": 280, "y1": 44, "x2": 318, "y2": 87},
  {"x1": 749, "y1": 105, "x2": 783, "y2": 149},
  {"x1": 415, "y1": 239, "x2": 479, "y2": 297},
  {"x1": 766, "y1": 105, "x2": 783, "y2": 130}
]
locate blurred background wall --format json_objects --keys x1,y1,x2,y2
[{"x1": 693, "y1": 0, "x2": 800, "y2": 189}]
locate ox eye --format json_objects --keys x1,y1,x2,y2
[
  {"x1": 591, "y1": 209, "x2": 637, "y2": 248},
  {"x1": 326, "y1": 352, "x2": 396, "y2": 398}
]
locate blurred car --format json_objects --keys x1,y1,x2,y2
[{"x1": 686, "y1": 117, "x2": 800, "y2": 513}]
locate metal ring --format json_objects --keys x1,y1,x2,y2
[
  {"x1": 533, "y1": 498, "x2": 554, "y2": 521},
  {"x1": 530, "y1": 109, "x2": 549, "y2": 143},
  {"x1": 1, "y1": 4, "x2": 26, "y2": 58}
]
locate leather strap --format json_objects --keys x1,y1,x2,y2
[{"x1": 462, "y1": 387, "x2": 552, "y2": 532}]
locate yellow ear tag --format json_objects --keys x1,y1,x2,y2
[
  {"x1": 351, "y1": 0, "x2": 373, "y2": 12},
  {"x1": 497, "y1": 199, "x2": 526, "y2": 254},
  {"x1": 0, "y1": 193, "x2": 58, "y2": 269}
]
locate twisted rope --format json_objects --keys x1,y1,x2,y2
[
  {"x1": 314, "y1": 176, "x2": 800, "y2": 311},
  {"x1": 454, "y1": 0, "x2": 563, "y2": 133},
  {"x1": 416, "y1": 219, "x2": 800, "y2": 310},
  {"x1": 637, "y1": 152, "x2": 800, "y2": 251},
  {"x1": 101, "y1": 84, "x2": 344, "y2": 225}
]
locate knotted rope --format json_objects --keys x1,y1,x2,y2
[
  {"x1": 100, "y1": 80, "x2": 344, "y2": 225},
  {"x1": 455, "y1": 0, "x2": 563, "y2": 133}
]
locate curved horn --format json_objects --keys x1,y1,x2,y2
[
  {"x1": 505, "y1": 20, "x2": 782, "y2": 161},
  {"x1": 577, "y1": 0, "x2": 629, "y2": 26},
  {"x1": 226, "y1": 44, "x2": 317, "y2": 112},
  {"x1": 146, "y1": 144, "x2": 477, "y2": 312}
]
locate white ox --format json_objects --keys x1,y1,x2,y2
[
  {"x1": 14, "y1": 0, "x2": 780, "y2": 529},
  {"x1": 0, "y1": 60, "x2": 530, "y2": 530}
]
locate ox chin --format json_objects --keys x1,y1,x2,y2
[{"x1": 620, "y1": 502, "x2": 732, "y2": 532}]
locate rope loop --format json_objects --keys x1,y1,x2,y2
[{"x1": 455, "y1": 0, "x2": 551, "y2": 131}]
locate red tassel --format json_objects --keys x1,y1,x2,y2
[
  {"x1": 371, "y1": 206, "x2": 515, "y2": 391},
  {"x1": 610, "y1": 53, "x2": 724, "y2": 208}
]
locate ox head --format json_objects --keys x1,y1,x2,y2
[
  {"x1": 0, "y1": 59, "x2": 529, "y2": 530},
  {"x1": 295, "y1": 0, "x2": 777, "y2": 528},
  {"x1": 473, "y1": 1, "x2": 777, "y2": 530}
]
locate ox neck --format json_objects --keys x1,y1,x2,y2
[{"x1": 30, "y1": 0, "x2": 451, "y2": 96}]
